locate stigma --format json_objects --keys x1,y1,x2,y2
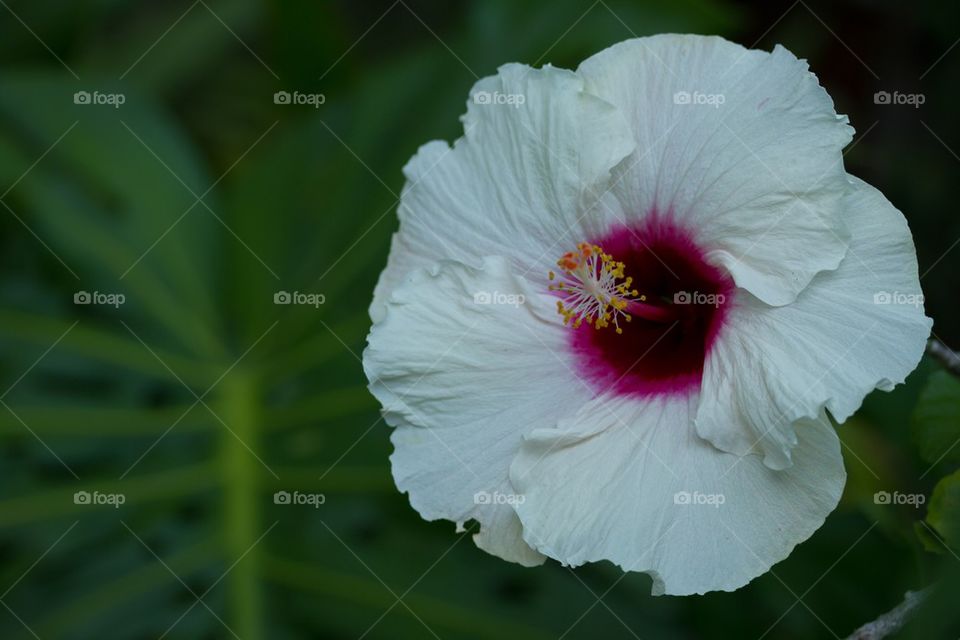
[{"x1": 549, "y1": 243, "x2": 641, "y2": 334}]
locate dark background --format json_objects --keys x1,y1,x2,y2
[{"x1": 0, "y1": 0, "x2": 958, "y2": 638}]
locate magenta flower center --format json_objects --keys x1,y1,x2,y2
[{"x1": 553, "y1": 215, "x2": 735, "y2": 398}]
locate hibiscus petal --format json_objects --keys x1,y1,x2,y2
[
  {"x1": 364, "y1": 256, "x2": 595, "y2": 565},
  {"x1": 510, "y1": 394, "x2": 845, "y2": 595},
  {"x1": 696, "y1": 175, "x2": 933, "y2": 469},
  {"x1": 369, "y1": 63, "x2": 636, "y2": 322},
  {"x1": 577, "y1": 34, "x2": 853, "y2": 307}
]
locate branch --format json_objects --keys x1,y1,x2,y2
[
  {"x1": 845, "y1": 587, "x2": 931, "y2": 640},
  {"x1": 927, "y1": 338, "x2": 960, "y2": 377}
]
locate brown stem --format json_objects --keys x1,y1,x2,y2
[
  {"x1": 927, "y1": 338, "x2": 960, "y2": 376},
  {"x1": 845, "y1": 587, "x2": 931, "y2": 640}
]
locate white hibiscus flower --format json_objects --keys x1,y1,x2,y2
[{"x1": 362, "y1": 34, "x2": 932, "y2": 595}]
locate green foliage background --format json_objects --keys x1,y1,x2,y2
[{"x1": 0, "y1": 0, "x2": 959, "y2": 638}]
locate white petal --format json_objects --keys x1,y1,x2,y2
[
  {"x1": 472, "y1": 500, "x2": 545, "y2": 568},
  {"x1": 510, "y1": 395, "x2": 845, "y2": 595},
  {"x1": 364, "y1": 256, "x2": 594, "y2": 565},
  {"x1": 577, "y1": 34, "x2": 853, "y2": 306},
  {"x1": 370, "y1": 231, "x2": 424, "y2": 324},
  {"x1": 369, "y1": 63, "x2": 635, "y2": 322},
  {"x1": 696, "y1": 175, "x2": 932, "y2": 469}
]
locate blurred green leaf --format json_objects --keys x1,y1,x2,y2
[
  {"x1": 925, "y1": 468, "x2": 960, "y2": 551},
  {"x1": 914, "y1": 519, "x2": 947, "y2": 554},
  {"x1": 912, "y1": 370, "x2": 960, "y2": 466}
]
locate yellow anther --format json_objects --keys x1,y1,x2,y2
[{"x1": 548, "y1": 243, "x2": 641, "y2": 334}]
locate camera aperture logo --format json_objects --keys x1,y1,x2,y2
[
  {"x1": 473, "y1": 490, "x2": 525, "y2": 505},
  {"x1": 274, "y1": 291, "x2": 326, "y2": 308},
  {"x1": 673, "y1": 91, "x2": 725, "y2": 108},
  {"x1": 74, "y1": 90, "x2": 125, "y2": 109},
  {"x1": 273, "y1": 490, "x2": 326, "y2": 508},
  {"x1": 473, "y1": 290, "x2": 525, "y2": 307},
  {"x1": 472, "y1": 90, "x2": 526, "y2": 108},
  {"x1": 673, "y1": 291, "x2": 725, "y2": 307},
  {"x1": 873, "y1": 491, "x2": 925, "y2": 508},
  {"x1": 873, "y1": 291, "x2": 924, "y2": 308},
  {"x1": 873, "y1": 91, "x2": 924, "y2": 108},
  {"x1": 673, "y1": 490, "x2": 725, "y2": 508},
  {"x1": 74, "y1": 490, "x2": 125, "y2": 508},
  {"x1": 74, "y1": 291, "x2": 125, "y2": 308},
  {"x1": 274, "y1": 90, "x2": 325, "y2": 108}
]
